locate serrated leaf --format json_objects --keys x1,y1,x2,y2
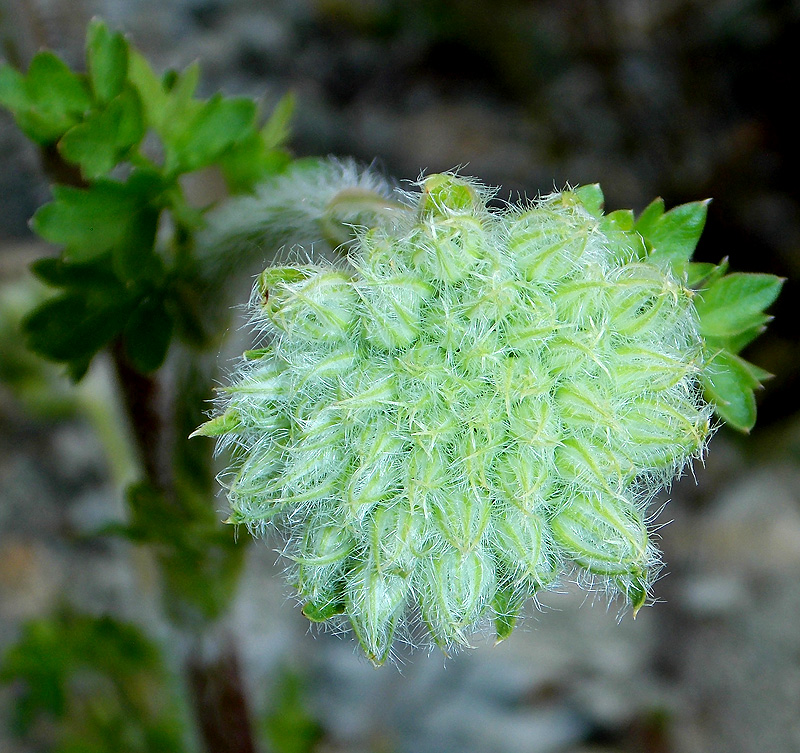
[
  {"x1": 573, "y1": 183, "x2": 604, "y2": 218},
  {"x1": 26, "y1": 51, "x2": 92, "y2": 115},
  {"x1": 260, "y1": 91, "x2": 294, "y2": 150},
  {"x1": 642, "y1": 199, "x2": 709, "y2": 269},
  {"x1": 167, "y1": 94, "x2": 257, "y2": 174},
  {"x1": 1, "y1": 53, "x2": 92, "y2": 143},
  {"x1": 58, "y1": 85, "x2": 145, "y2": 178},
  {"x1": 23, "y1": 293, "x2": 131, "y2": 364},
  {"x1": 218, "y1": 132, "x2": 291, "y2": 193},
  {"x1": 86, "y1": 18, "x2": 129, "y2": 103},
  {"x1": 30, "y1": 256, "x2": 120, "y2": 290},
  {"x1": 32, "y1": 172, "x2": 163, "y2": 274},
  {"x1": 701, "y1": 350, "x2": 758, "y2": 432},
  {"x1": 123, "y1": 295, "x2": 173, "y2": 372},
  {"x1": 695, "y1": 273, "x2": 784, "y2": 338}
]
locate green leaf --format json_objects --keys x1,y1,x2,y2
[
  {"x1": 686, "y1": 262, "x2": 716, "y2": 288},
  {"x1": 695, "y1": 273, "x2": 784, "y2": 338},
  {"x1": 633, "y1": 197, "x2": 665, "y2": 238},
  {"x1": 127, "y1": 47, "x2": 169, "y2": 127},
  {"x1": 30, "y1": 256, "x2": 120, "y2": 291},
  {"x1": 704, "y1": 323, "x2": 766, "y2": 356},
  {"x1": 23, "y1": 293, "x2": 131, "y2": 363},
  {"x1": 218, "y1": 132, "x2": 291, "y2": 193},
  {"x1": 573, "y1": 183, "x2": 604, "y2": 218},
  {"x1": 123, "y1": 295, "x2": 173, "y2": 372},
  {"x1": 1, "y1": 53, "x2": 92, "y2": 143},
  {"x1": 598, "y1": 209, "x2": 646, "y2": 262},
  {"x1": 0, "y1": 63, "x2": 28, "y2": 110},
  {"x1": 641, "y1": 199, "x2": 710, "y2": 269},
  {"x1": 260, "y1": 91, "x2": 295, "y2": 150},
  {"x1": 701, "y1": 350, "x2": 758, "y2": 432},
  {"x1": 167, "y1": 94, "x2": 257, "y2": 174},
  {"x1": 86, "y1": 17, "x2": 129, "y2": 103},
  {"x1": 31, "y1": 172, "x2": 163, "y2": 280},
  {"x1": 58, "y1": 85, "x2": 145, "y2": 178}
]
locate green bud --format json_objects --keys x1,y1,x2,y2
[{"x1": 198, "y1": 170, "x2": 779, "y2": 662}]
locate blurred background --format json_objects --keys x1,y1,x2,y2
[{"x1": 1, "y1": 1, "x2": 799, "y2": 752}]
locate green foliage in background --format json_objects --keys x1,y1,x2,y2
[
  {"x1": 0, "y1": 17, "x2": 293, "y2": 379},
  {"x1": 0, "y1": 611, "x2": 187, "y2": 753}
]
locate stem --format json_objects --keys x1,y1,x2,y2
[
  {"x1": 186, "y1": 630, "x2": 258, "y2": 753},
  {"x1": 111, "y1": 343, "x2": 258, "y2": 753},
  {"x1": 29, "y1": 100, "x2": 260, "y2": 753}
]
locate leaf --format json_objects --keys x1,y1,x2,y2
[
  {"x1": 260, "y1": 91, "x2": 295, "y2": 150},
  {"x1": 58, "y1": 85, "x2": 145, "y2": 178},
  {"x1": 686, "y1": 262, "x2": 716, "y2": 288},
  {"x1": 166, "y1": 94, "x2": 257, "y2": 174},
  {"x1": 23, "y1": 293, "x2": 131, "y2": 363},
  {"x1": 701, "y1": 350, "x2": 758, "y2": 432},
  {"x1": 127, "y1": 48, "x2": 168, "y2": 128},
  {"x1": 599, "y1": 209, "x2": 646, "y2": 262},
  {"x1": 31, "y1": 172, "x2": 163, "y2": 281},
  {"x1": 0, "y1": 63, "x2": 27, "y2": 110},
  {"x1": 86, "y1": 17, "x2": 129, "y2": 103},
  {"x1": 695, "y1": 273, "x2": 784, "y2": 338},
  {"x1": 30, "y1": 256, "x2": 120, "y2": 290},
  {"x1": 633, "y1": 197, "x2": 665, "y2": 238},
  {"x1": 218, "y1": 131, "x2": 291, "y2": 193},
  {"x1": 573, "y1": 183, "x2": 604, "y2": 218},
  {"x1": 1, "y1": 53, "x2": 92, "y2": 143},
  {"x1": 641, "y1": 199, "x2": 710, "y2": 269},
  {"x1": 123, "y1": 295, "x2": 173, "y2": 372}
]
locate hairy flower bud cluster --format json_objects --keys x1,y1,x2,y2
[{"x1": 204, "y1": 174, "x2": 712, "y2": 664}]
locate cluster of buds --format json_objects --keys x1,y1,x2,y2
[{"x1": 197, "y1": 171, "x2": 757, "y2": 664}]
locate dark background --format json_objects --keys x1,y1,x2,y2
[{"x1": 1, "y1": 2, "x2": 799, "y2": 752}]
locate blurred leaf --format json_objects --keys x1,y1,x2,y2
[
  {"x1": 260, "y1": 91, "x2": 295, "y2": 150},
  {"x1": 126, "y1": 48, "x2": 169, "y2": 128},
  {"x1": 166, "y1": 94, "x2": 257, "y2": 174},
  {"x1": 640, "y1": 199, "x2": 709, "y2": 269},
  {"x1": 0, "y1": 611, "x2": 187, "y2": 752},
  {"x1": 86, "y1": 18, "x2": 129, "y2": 103},
  {"x1": 701, "y1": 350, "x2": 759, "y2": 432},
  {"x1": 32, "y1": 173, "x2": 160, "y2": 261},
  {"x1": 0, "y1": 52, "x2": 92, "y2": 143},
  {"x1": 31, "y1": 256, "x2": 120, "y2": 290},
  {"x1": 58, "y1": 85, "x2": 145, "y2": 178},
  {"x1": 23, "y1": 292, "x2": 131, "y2": 364},
  {"x1": 0, "y1": 63, "x2": 27, "y2": 110},
  {"x1": 262, "y1": 669, "x2": 323, "y2": 753},
  {"x1": 123, "y1": 295, "x2": 173, "y2": 372},
  {"x1": 695, "y1": 272, "x2": 784, "y2": 338},
  {"x1": 686, "y1": 261, "x2": 716, "y2": 288}
]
